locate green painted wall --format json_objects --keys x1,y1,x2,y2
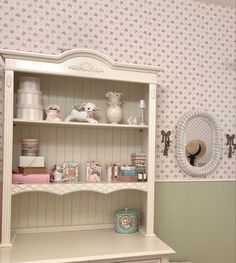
[{"x1": 154, "y1": 182, "x2": 236, "y2": 263}]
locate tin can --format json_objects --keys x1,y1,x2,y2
[{"x1": 115, "y1": 208, "x2": 138, "y2": 234}]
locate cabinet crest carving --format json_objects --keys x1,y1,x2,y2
[{"x1": 68, "y1": 62, "x2": 104, "y2": 73}]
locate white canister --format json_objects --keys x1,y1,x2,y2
[
  {"x1": 17, "y1": 89, "x2": 42, "y2": 105},
  {"x1": 17, "y1": 104, "x2": 43, "y2": 120},
  {"x1": 19, "y1": 76, "x2": 40, "y2": 91}
]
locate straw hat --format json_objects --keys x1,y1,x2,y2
[{"x1": 185, "y1": 140, "x2": 206, "y2": 158}]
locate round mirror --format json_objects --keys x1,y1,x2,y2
[{"x1": 176, "y1": 111, "x2": 221, "y2": 176}]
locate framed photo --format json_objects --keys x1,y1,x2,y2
[
  {"x1": 86, "y1": 161, "x2": 101, "y2": 182},
  {"x1": 63, "y1": 162, "x2": 79, "y2": 181}
]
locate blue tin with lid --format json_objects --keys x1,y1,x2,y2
[{"x1": 115, "y1": 208, "x2": 138, "y2": 234}]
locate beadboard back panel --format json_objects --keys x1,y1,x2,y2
[
  {"x1": 13, "y1": 125, "x2": 143, "y2": 179},
  {"x1": 11, "y1": 190, "x2": 144, "y2": 231},
  {"x1": 14, "y1": 74, "x2": 147, "y2": 124},
  {"x1": 13, "y1": 74, "x2": 148, "y2": 177}
]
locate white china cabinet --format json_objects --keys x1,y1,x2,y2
[{"x1": 0, "y1": 49, "x2": 174, "y2": 262}]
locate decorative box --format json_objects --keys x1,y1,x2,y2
[
  {"x1": 131, "y1": 153, "x2": 146, "y2": 158},
  {"x1": 18, "y1": 167, "x2": 46, "y2": 174},
  {"x1": 115, "y1": 208, "x2": 138, "y2": 234},
  {"x1": 116, "y1": 175, "x2": 138, "y2": 182},
  {"x1": 120, "y1": 166, "x2": 136, "y2": 176},
  {"x1": 17, "y1": 104, "x2": 43, "y2": 120},
  {"x1": 19, "y1": 76, "x2": 40, "y2": 91},
  {"x1": 17, "y1": 88, "x2": 42, "y2": 105},
  {"x1": 131, "y1": 153, "x2": 146, "y2": 166},
  {"x1": 16, "y1": 76, "x2": 43, "y2": 120},
  {"x1": 21, "y1": 139, "x2": 39, "y2": 156},
  {"x1": 12, "y1": 173, "x2": 50, "y2": 184},
  {"x1": 121, "y1": 170, "x2": 136, "y2": 176},
  {"x1": 19, "y1": 156, "x2": 45, "y2": 167}
]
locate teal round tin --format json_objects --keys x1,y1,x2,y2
[{"x1": 115, "y1": 208, "x2": 138, "y2": 234}]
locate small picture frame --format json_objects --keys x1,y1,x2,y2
[
  {"x1": 86, "y1": 161, "x2": 102, "y2": 182},
  {"x1": 63, "y1": 162, "x2": 79, "y2": 181}
]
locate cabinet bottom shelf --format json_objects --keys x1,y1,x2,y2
[{"x1": 0, "y1": 229, "x2": 174, "y2": 263}]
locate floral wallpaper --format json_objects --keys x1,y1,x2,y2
[{"x1": 0, "y1": 0, "x2": 235, "y2": 181}]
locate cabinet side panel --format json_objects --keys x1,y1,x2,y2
[
  {"x1": 146, "y1": 83, "x2": 157, "y2": 236},
  {"x1": 1, "y1": 70, "x2": 14, "y2": 245}
]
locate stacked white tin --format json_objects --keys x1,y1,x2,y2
[{"x1": 17, "y1": 76, "x2": 43, "y2": 120}]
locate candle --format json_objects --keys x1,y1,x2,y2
[
  {"x1": 139, "y1": 100, "x2": 145, "y2": 125},
  {"x1": 139, "y1": 100, "x2": 145, "y2": 109}
]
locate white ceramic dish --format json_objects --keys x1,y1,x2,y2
[{"x1": 51, "y1": 179, "x2": 66, "y2": 182}]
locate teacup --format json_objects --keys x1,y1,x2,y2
[{"x1": 53, "y1": 171, "x2": 63, "y2": 181}]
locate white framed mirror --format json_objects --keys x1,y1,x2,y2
[{"x1": 176, "y1": 111, "x2": 221, "y2": 176}]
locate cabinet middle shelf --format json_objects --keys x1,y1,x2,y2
[
  {"x1": 13, "y1": 119, "x2": 149, "y2": 129},
  {"x1": 12, "y1": 181, "x2": 148, "y2": 195}
]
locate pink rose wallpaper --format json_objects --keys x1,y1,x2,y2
[{"x1": 0, "y1": 0, "x2": 235, "y2": 181}]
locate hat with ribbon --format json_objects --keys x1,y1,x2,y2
[{"x1": 185, "y1": 139, "x2": 206, "y2": 158}]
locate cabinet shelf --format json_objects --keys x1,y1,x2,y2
[
  {"x1": 13, "y1": 118, "x2": 149, "y2": 129},
  {"x1": 12, "y1": 181, "x2": 148, "y2": 195}
]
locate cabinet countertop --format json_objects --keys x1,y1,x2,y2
[{"x1": 0, "y1": 229, "x2": 175, "y2": 263}]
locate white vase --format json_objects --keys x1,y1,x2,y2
[{"x1": 106, "y1": 105, "x2": 122, "y2": 124}]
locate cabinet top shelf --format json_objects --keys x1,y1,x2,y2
[{"x1": 13, "y1": 119, "x2": 148, "y2": 129}]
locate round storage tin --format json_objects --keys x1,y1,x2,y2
[
  {"x1": 17, "y1": 104, "x2": 43, "y2": 120},
  {"x1": 19, "y1": 76, "x2": 40, "y2": 91},
  {"x1": 17, "y1": 89, "x2": 42, "y2": 105},
  {"x1": 115, "y1": 208, "x2": 138, "y2": 234},
  {"x1": 17, "y1": 76, "x2": 42, "y2": 120}
]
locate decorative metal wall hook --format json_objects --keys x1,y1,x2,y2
[
  {"x1": 226, "y1": 134, "x2": 236, "y2": 158},
  {"x1": 161, "y1": 130, "x2": 171, "y2": 156}
]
